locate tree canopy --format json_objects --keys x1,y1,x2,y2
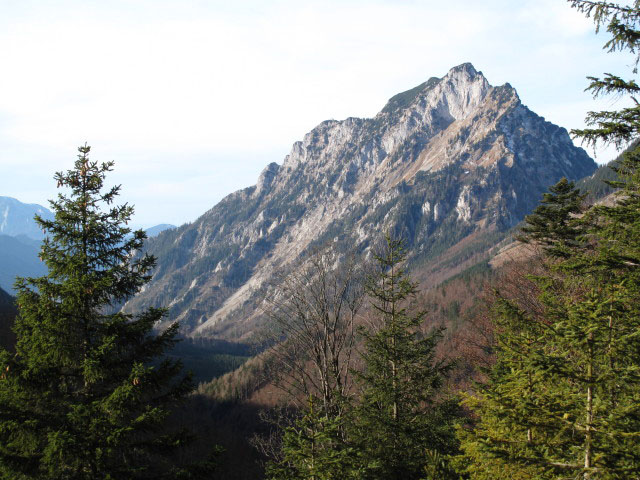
[{"x1": 0, "y1": 145, "x2": 217, "y2": 479}]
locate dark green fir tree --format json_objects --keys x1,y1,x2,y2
[
  {"x1": 459, "y1": 4, "x2": 640, "y2": 478},
  {"x1": 351, "y1": 236, "x2": 460, "y2": 480},
  {"x1": 266, "y1": 397, "x2": 362, "y2": 480},
  {"x1": 456, "y1": 287, "x2": 579, "y2": 480},
  {"x1": 567, "y1": 3, "x2": 640, "y2": 475},
  {"x1": 0, "y1": 145, "x2": 218, "y2": 479},
  {"x1": 516, "y1": 177, "x2": 586, "y2": 258},
  {"x1": 459, "y1": 167, "x2": 640, "y2": 480}
]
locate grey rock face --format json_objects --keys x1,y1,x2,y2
[{"x1": 124, "y1": 63, "x2": 596, "y2": 339}]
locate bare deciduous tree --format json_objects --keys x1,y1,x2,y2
[{"x1": 260, "y1": 247, "x2": 366, "y2": 417}]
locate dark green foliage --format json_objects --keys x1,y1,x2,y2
[
  {"x1": 0, "y1": 146, "x2": 218, "y2": 479},
  {"x1": 576, "y1": 144, "x2": 640, "y2": 283},
  {"x1": 168, "y1": 338, "x2": 250, "y2": 385},
  {"x1": 517, "y1": 177, "x2": 586, "y2": 258},
  {"x1": 459, "y1": 4, "x2": 640, "y2": 477},
  {"x1": 266, "y1": 398, "x2": 362, "y2": 480},
  {"x1": 351, "y1": 236, "x2": 460, "y2": 480},
  {"x1": 461, "y1": 221, "x2": 640, "y2": 478},
  {"x1": 200, "y1": 354, "x2": 271, "y2": 403},
  {"x1": 0, "y1": 288, "x2": 16, "y2": 352},
  {"x1": 458, "y1": 285, "x2": 575, "y2": 480}
]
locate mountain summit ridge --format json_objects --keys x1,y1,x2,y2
[{"x1": 124, "y1": 63, "x2": 596, "y2": 339}]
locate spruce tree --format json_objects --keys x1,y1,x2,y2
[
  {"x1": 0, "y1": 145, "x2": 217, "y2": 479},
  {"x1": 457, "y1": 282, "x2": 585, "y2": 480},
  {"x1": 516, "y1": 177, "x2": 586, "y2": 258},
  {"x1": 460, "y1": 177, "x2": 640, "y2": 480},
  {"x1": 266, "y1": 397, "x2": 362, "y2": 480},
  {"x1": 459, "y1": 4, "x2": 640, "y2": 478},
  {"x1": 350, "y1": 236, "x2": 459, "y2": 480},
  {"x1": 567, "y1": 3, "x2": 640, "y2": 475}
]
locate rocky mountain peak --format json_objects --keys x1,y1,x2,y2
[
  {"x1": 379, "y1": 63, "x2": 490, "y2": 120},
  {"x1": 125, "y1": 64, "x2": 596, "y2": 339},
  {"x1": 449, "y1": 62, "x2": 478, "y2": 76},
  {"x1": 436, "y1": 62, "x2": 490, "y2": 119},
  {"x1": 255, "y1": 162, "x2": 280, "y2": 195}
]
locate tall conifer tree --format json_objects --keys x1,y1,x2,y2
[
  {"x1": 459, "y1": 3, "x2": 640, "y2": 478},
  {"x1": 459, "y1": 177, "x2": 640, "y2": 479},
  {"x1": 567, "y1": 3, "x2": 640, "y2": 475},
  {"x1": 516, "y1": 177, "x2": 586, "y2": 258},
  {"x1": 0, "y1": 146, "x2": 217, "y2": 479},
  {"x1": 266, "y1": 397, "x2": 362, "y2": 480},
  {"x1": 351, "y1": 236, "x2": 459, "y2": 480}
]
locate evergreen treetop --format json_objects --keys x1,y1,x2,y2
[
  {"x1": 517, "y1": 177, "x2": 586, "y2": 258},
  {"x1": 569, "y1": 0, "x2": 640, "y2": 149},
  {"x1": 351, "y1": 235, "x2": 459, "y2": 480},
  {"x1": 0, "y1": 145, "x2": 217, "y2": 480},
  {"x1": 459, "y1": 4, "x2": 640, "y2": 478}
]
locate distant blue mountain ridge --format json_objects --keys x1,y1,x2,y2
[
  {"x1": 0, "y1": 234, "x2": 46, "y2": 294},
  {"x1": 0, "y1": 196, "x2": 52, "y2": 293},
  {"x1": 0, "y1": 196, "x2": 54, "y2": 241},
  {"x1": 0, "y1": 196, "x2": 174, "y2": 293},
  {"x1": 145, "y1": 224, "x2": 176, "y2": 237}
]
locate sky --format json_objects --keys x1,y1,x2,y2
[{"x1": 0, "y1": 0, "x2": 636, "y2": 228}]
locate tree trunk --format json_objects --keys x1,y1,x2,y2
[{"x1": 584, "y1": 332, "x2": 594, "y2": 480}]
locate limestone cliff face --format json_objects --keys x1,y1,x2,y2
[{"x1": 124, "y1": 63, "x2": 596, "y2": 338}]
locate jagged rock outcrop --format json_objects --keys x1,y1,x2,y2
[{"x1": 124, "y1": 63, "x2": 596, "y2": 339}]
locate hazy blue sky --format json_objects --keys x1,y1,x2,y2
[{"x1": 0, "y1": 0, "x2": 635, "y2": 227}]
